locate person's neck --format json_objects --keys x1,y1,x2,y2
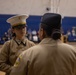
[
  {"x1": 15, "y1": 37, "x2": 24, "y2": 41},
  {"x1": 44, "y1": 35, "x2": 51, "y2": 38}
]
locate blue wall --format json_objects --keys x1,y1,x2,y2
[
  {"x1": 27, "y1": 15, "x2": 41, "y2": 31},
  {"x1": 0, "y1": 14, "x2": 76, "y2": 43},
  {"x1": 0, "y1": 14, "x2": 14, "y2": 37},
  {"x1": 62, "y1": 17, "x2": 76, "y2": 41},
  {"x1": 0, "y1": 14, "x2": 41, "y2": 37},
  {"x1": 62, "y1": 17, "x2": 76, "y2": 34}
]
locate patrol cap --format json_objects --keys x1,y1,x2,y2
[
  {"x1": 41, "y1": 13, "x2": 61, "y2": 29},
  {"x1": 7, "y1": 14, "x2": 29, "y2": 27}
]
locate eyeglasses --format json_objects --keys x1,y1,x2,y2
[{"x1": 12, "y1": 24, "x2": 27, "y2": 30}]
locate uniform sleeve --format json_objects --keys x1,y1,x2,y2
[
  {"x1": 10, "y1": 50, "x2": 31, "y2": 75},
  {"x1": 0, "y1": 41, "x2": 12, "y2": 73},
  {"x1": 74, "y1": 53, "x2": 76, "y2": 75},
  {"x1": 73, "y1": 47, "x2": 76, "y2": 75}
]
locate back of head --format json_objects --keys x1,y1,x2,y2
[{"x1": 41, "y1": 13, "x2": 62, "y2": 40}]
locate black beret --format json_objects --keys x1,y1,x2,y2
[{"x1": 41, "y1": 13, "x2": 61, "y2": 29}]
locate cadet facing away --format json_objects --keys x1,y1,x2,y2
[{"x1": 10, "y1": 13, "x2": 76, "y2": 75}]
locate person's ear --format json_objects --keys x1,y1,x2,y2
[
  {"x1": 40, "y1": 28, "x2": 45, "y2": 38},
  {"x1": 12, "y1": 28, "x2": 16, "y2": 34},
  {"x1": 40, "y1": 28, "x2": 43, "y2": 37}
]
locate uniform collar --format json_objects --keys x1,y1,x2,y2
[
  {"x1": 39, "y1": 38, "x2": 62, "y2": 45},
  {"x1": 14, "y1": 38, "x2": 26, "y2": 46}
]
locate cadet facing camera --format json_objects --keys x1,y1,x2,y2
[{"x1": 0, "y1": 14, "x2": 35, "y2": 75}]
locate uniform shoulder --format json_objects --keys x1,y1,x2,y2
[
  {"x1": 61, "y1": 43, "x2": 76, "y2": 52},
  {"x1": 23, "y1": 44, "x2": 42, "y2": 55},
  {"x1": 20, "y1": 44, "x2": 42, "y2": 58},
  {"x1": 62, "y1": 43, "x2": 75, "y2": 48},
  {"x1": 0, "y1": 40, "x2": 12, "y2": 52},
  {"x1": 25, "y1": 38, "x2": 35, "y2": 46},
  {"x1": 3, "y1": 40, "x2": 11, "y2": 45}
]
